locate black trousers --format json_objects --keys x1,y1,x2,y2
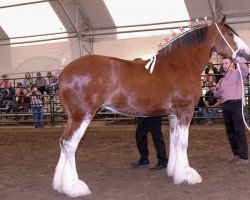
[
  {"x1": 135, "y1": 117, "x2": 168, "y2": 165},
  {"x1": 222, "y1": 101, "x2": 248, "y2": 159}
]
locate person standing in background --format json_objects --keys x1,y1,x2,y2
[{"x1": 28, "y1": 84, "x2": 44, "y2": 128}]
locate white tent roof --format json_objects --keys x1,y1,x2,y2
[{"x1": 0, "y1": 0, "x2": 249, "y2": 45}]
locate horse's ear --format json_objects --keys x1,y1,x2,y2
[{"x1": 221, "y1": 15, "x2": 226, "y2": 24}]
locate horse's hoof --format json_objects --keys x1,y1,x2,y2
[
  {"x1": 174, "y1": 167, "x2": 202, "y2": 185},
  {"x1": 67, "y1": 179, "x2": 91, "y2": 197}
]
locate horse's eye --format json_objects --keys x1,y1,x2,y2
[{"x1": 229, "y1": 32, "x2": 233, "y2": 36}]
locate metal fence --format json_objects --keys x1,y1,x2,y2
[{"x1": 0, "y1": 74, "x2": 250, "y2": 126}]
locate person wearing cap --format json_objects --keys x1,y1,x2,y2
[
  {"x1": 214, "y1": 57, "x2": 249, "y2": 165},
  {"x1": 27, "y1": 84, "x2": 44, "y2": 128},
  {"x1": 203, "y1": 84, "x2": 221, "y2": 125}
]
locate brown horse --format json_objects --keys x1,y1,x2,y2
[{"x1": 53, "y1": 17, "x2": 250, "y2": 197}]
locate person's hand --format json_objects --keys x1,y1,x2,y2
[{"x1": 236, "y1": 57, "x2": 247, "y2": 64}]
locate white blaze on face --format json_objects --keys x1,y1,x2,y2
[{"x1": 234, "y1": 34, "x2": 250, "y2": 54}]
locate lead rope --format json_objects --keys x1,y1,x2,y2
[{"x1": 215, "y1": 23, "x2": 250, "y2": 132}]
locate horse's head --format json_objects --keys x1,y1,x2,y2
[{"x1": 213, "y1": 15, "x2": 250, "y2": 60}]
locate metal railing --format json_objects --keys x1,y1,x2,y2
[{"x1": 1, "y1": 75, "x2": 250, "y2": 126}]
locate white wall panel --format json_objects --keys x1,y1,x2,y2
[
  {"x1": 0, "y1": 44, "x2": 12, "y2": 76},
  {"x1": 94, "y1": 35, "x2": 165, "y2": 60},
  {"x1": 11, "y1": 41, "x2": 73, "y2": 77}
]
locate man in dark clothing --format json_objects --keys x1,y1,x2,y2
[
  {"x1": 192, "y1": 96, "x2": 205, "y2": 125},
  {"x1": 131, "y1": 116, "x2": 168, "y2": 170}
]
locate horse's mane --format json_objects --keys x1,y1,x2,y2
[
  {"x1": 158, "y1": 25, "x2": 209, "y2": 55},
  {"x1": 157, "y1": 23, "x2": 239, "y2": 56}
]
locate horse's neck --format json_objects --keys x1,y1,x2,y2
[
  {"x1": 156, "y1": 25, "x2": 217, "y2": 74},
  {"x1": 156, "y1": 47, "x2": 211, "y2": 75}
]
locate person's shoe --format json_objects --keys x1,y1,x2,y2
[
  {"x1": 131, "y1": 159, "x2": 149, "y2": 168},
  {"x1": 149, "y1": 163, "x2": 167, "y2": 171},
  {"x1": 227, "y1": 155, "x2": 239, "y2": 163},
  {"x1": 236, "y1": 159, "x2": 249, "y2": 165}
]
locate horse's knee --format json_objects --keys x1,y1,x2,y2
[{"x1": 61, "y1": 140, "x2": 78, "y2": 156}]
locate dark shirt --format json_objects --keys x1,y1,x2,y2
[
  {"x1": 204, "y1": 91, "x2": 219, "y2": 106},
  {"x1": 195, "y1": 97, "x2": 205, "y2": 111}
]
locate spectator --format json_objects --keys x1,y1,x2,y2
[
  {"x1": 0, "y1": 75, "x2": 9, "y2": 108},
  {"x1": 0, "y1": 74, "x2": 10, "y2": 88},
  {"x1": 215, "y1": 64, "x2": 225, "y2": 83},
  {"x1": 192, "y1": 96, "x2": 205, "y2": 126},
  {"x1": 45, "y1": 71, "x2": 53, "y2": 95},
  {"x1": 26, "y1": 85, "x2": 32, "y2": 94},
  {"x1": 35, "y1": 72, "x2": 46, "y2": 94},
  {"x1": 203, "y1": 84, "x2": 222, "y2": 125},
  {"x1": 23, "y1": 72, "x2": 33, "y2": 87},
  {"x1": 204, "y1": 61, "x2": 218, "y2": 85},
  {"x1": 27, "y1": 84, "x2": 44, "y2": 128},
  {"x1": 16, "y1": 82, "x2": 23, "y2": 88},
  {"x1": 2, "y1": 81, "x2": 16, "y2": 113},
  {"x1": 16, "y1": 88, "x2": 31, "y2": 114}
]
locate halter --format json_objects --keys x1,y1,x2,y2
[
  {"x1": 214, "y1": 23, "x2": 240, "y2": 59},
  {"x1": 215, "y1": 23, "x2": 250, "y2": 132}
]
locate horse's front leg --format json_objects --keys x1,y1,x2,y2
[
  {"x1": 167, "y1": 114, "x2": 178, "y2": 177},
  {"x1": 168, "y1": 114, "x2": 202, "y2": 184}
]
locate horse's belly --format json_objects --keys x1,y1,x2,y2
[{"x1": 102, "y1": 103, "x2": 169, "y2": 117}]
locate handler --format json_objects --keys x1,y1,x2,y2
[{"x1": 214, "y1": 57, "x2": 249, "y2": 165}]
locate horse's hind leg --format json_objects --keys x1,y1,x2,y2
[
  {"x1": 53, "y1": 115, "x2": 92, "y2": 197},
  {"x1": 167, "y1": 114, "x2": 202, "y2": 185}
]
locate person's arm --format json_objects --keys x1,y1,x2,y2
[
  {"x1": 211, "y1": 98, "x2": 221, "y2": 107},
  {"x1": 213, "y1": 84, "x2": 222, "y2": 98},
  {"x1": 236, "y1": 57, "x2": 249, "y2": 78},
  {"x1": 204, "y1": 100, "x2": 209, "y2": 107}
]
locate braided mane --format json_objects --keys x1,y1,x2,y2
[{"x1": 158, "y1": 25, "x2": 209, "y2": 55}]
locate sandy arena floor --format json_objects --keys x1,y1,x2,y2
[{"x1": 0, "y1": 122, "x2": 250, "y2": 200}]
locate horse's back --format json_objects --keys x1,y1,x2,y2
[{"x1": 61, "y1": 55, "x2": 131, "y2": 77}]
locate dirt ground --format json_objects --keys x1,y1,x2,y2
[{"x1": 1, "y1": 122, "x2": 250, "y2": 200}]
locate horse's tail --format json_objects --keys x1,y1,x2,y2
[{"x1": 50, "y1": 70, "x2": 61, "y2": 90}]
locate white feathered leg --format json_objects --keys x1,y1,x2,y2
[
  {"x1": 167, "y1": 114, "x2": 178, "y2": 177},
  {"x1": 53, "y1": 117, "x2": 92, "y2": 197},
  {"x1": 173, "y1": 123, "x2": 202, "y2": 185}
]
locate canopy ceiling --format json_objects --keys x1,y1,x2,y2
[{"x1": 0, "y1": 0, "x2": 249, "y2": 45}]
